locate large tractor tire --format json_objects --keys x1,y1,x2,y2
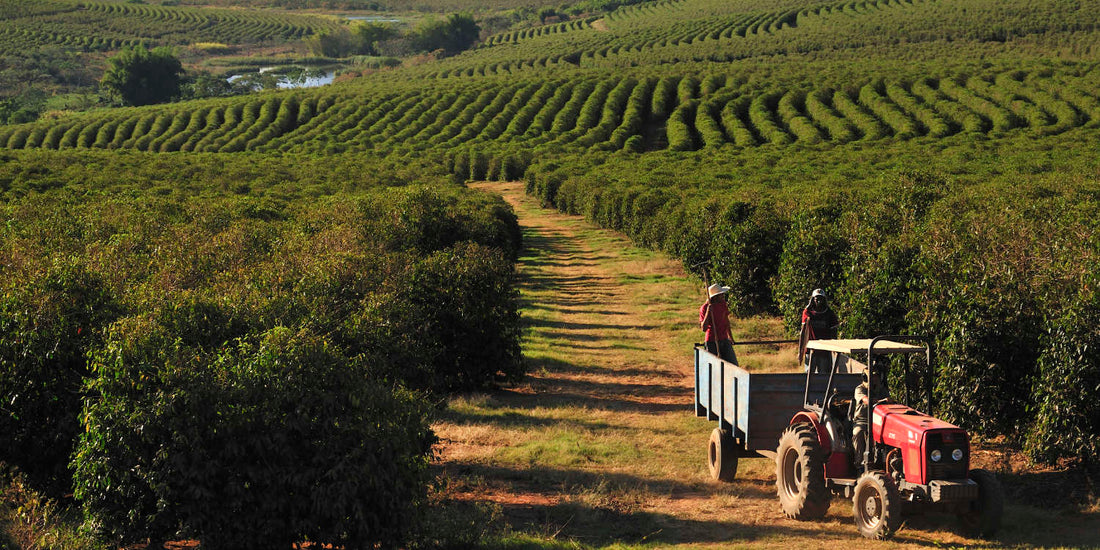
[
  {"x1": 708, "y1": 427, "x2": 739, "y2": 482},
  {"x1": 853, "y1": 470, "x2": 902, "y2": 540},
  {"x1": 775, "y1": 423, "x2": 830, "y2": 520},
  {"x1": 959, "y1": 468, "x2": 1004, "y2": 539}
]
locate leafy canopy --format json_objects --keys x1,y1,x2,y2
[{"x1": 100, "y1": 45, "x2": 183, "y2": 106}]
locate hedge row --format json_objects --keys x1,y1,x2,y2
[{"x1": 0, "y1": 151, "x2": 524, "y2": 547}]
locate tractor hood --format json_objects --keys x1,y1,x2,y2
[
  {"x1": 873, "y1": 403, "x2": 969, "y2": 485},
  {"x1": 873, "y1": 403, "x2": 960, "y2": 441}
]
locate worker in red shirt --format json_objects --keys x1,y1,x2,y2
[
  {"x1": 800, "y1": 288, "x2": 840, "y2": 373},
  {"x1": 700, "y1": 283, "x2": 737, "y2": 364}
]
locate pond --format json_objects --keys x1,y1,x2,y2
[{"x1": 226, "y1": 67, "x2": 336, "y2": 91}]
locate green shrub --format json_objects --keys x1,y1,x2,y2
[
  {"x1": 708, "y1": 201, "x2": 787, "y2": 314},
  {"x1": 839, "y1": 173, "x2": 940, "y2": 338},
  {"x1": 0, "y1": 259, "x2": 120, "y2": 494},
  {"x1": 772, "y1": 205, "x2": 849, "y2": 333},
  {"x1": 358, "y1": 186, "x2": 519, "y2": 256},
  {"x1": 347, "y1": 243, "x2": 524, "y2": 394},
  {"x1": 74, "y1": 324, "x2": 434, "y2": 549},
  {"x1": 909, "y1": 198, "x2": 1044, "y2": 436},
  {"x1": 1026, "y1": 280, "x2": 1100, "y2": 465}
]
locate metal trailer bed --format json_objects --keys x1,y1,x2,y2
[{"x1": 693, "y1": 343, "x2": 863, "y2": 458}]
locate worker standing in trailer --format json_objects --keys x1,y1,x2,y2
[
  {"x1": 799, "y1": 288, "x2": 839, "y2": 373},
  {"x1": 700, "y1": 283, "x2": 738, "y2": 365}
]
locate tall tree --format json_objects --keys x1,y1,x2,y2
[
  {"x1": 413, "y1": 14, "x2": 480, "y2": 56},
  {"x1": 100, "y1": 45, "x2": 183, "y2": 106}
]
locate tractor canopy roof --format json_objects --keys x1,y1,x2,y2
[{"x1": 805, "y1": 338, "x2": 926, "y2": 355}]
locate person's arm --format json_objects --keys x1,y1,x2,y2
[{"x1": 700, "y1": 303, "x2": 711, "y2": 330}]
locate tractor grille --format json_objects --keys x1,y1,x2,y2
[
  {"x1": 928, "y1": 462, "x2": 967, "y2": 480},
  {"x1": 926, "y1": 431, "x2": 968, "y2": 480}
]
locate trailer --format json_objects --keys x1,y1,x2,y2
[{"x1": 693, "y1": 342, "x2": 863, "y2": 481}]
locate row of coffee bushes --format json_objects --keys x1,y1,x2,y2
[
  {"x1": 525, "y1": 129, "x2": 1100, "y2": 465},
  {"x1": 0, "y1": 151, "x2": 523, "y2": 548}
]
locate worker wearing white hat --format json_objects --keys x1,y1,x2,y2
[{"x1": 700, "y1": 283, "x2": 738, "y2": 364}]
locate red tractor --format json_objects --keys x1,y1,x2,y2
[{"x1": 776, "y1": 336, "x2": 1004, "y2": 539}]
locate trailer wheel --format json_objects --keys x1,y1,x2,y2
[
  {"x1": 776, "y1": 423, "x2": 829, "y2": 519},
  {"x1": 708, "y1": 428, "x2": 738, "y2": 482},
  {"x1": 853, "y1": 471, "x2": 902, "y2": 540},
  {"x1": 959, "y1": 469, "x2": 1004, "y2": 539}
]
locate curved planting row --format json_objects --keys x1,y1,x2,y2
[
  {"x1": 484, "y1": 19, "x2": 593, "y2": 47},
  {"x1": 79, "y1": 1, "x2": 338, "y2": 42},
  {"x1": 3, "y1": 70, "x2": 1097, "y2": 154},
  {"x1": 0, "y1": 22, "x2": 141, "y2": 55},
  {"x1": 0, "y1": 93, "x2": 333, "y2": 153},
  {"x1": 465, "y1": 0, "x2": 930, "y2": 72},
  {"x1": 0, "y1": 0, "x2": 338, "y2": 54}
]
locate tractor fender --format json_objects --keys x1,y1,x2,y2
[
  {"x1": 791, "y1": 411, "x2": 854, "y2": 479},
  {"x1": 790, "y1": 411, "x2": 831, "y2": 452}
]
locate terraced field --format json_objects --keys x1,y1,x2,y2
[
  {"x1": 2, "y1": 67, "x2": 1097, "y2": 157},
  {"x1": 0, "y1": 0, "x2": 342, "y2": 54}
]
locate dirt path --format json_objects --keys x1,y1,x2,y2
[{"x1": 436, "y1": 182, "x2": 1099, "y2": 549}]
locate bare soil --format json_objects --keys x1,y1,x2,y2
[{"x1": 440, "y1": 181, "x2": 1100, "y2": 549}]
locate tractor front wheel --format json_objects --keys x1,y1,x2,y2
[
  {"x1": 853, "y1": 470, "x2": 902, "y2": 540},
  {"x1": 708, "y1": 428, "x2": 739, "y2": 482},
  {"x1": 959, "y1": 468, "x2": 1004, "y2": 539},
  {"x1": 775, "y1": 423, "x2": 829, "y2": 520}
]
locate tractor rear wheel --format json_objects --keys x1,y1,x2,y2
[
  {"x1": 775, "y1": 423, "x2": 829, "y2": 519},
  {"x1": 853, "y1": 471, "x2": 902, "y2": 540},
  {"x1": 959, "y1": 468, "x2": 1004, "y2": 539},
  {"x1": 707, "y1": 427, "x2": 738, "y2": 482}
]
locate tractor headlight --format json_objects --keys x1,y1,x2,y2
[
  {"x1": 952, "y1": 448, "x2": 964, "y2": 461},
  {"x1": 931, "y1": 449, "x2": 943, "y2": 462}
]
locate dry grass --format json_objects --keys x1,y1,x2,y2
[{"x1": 438, "y1": 181, "x2": 1100, "y2": 549}]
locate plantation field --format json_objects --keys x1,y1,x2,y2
[
  {"x1": 0, "y1": 0, "x2": 343, "y2": 54},
  {"x1": 3, "y1": 66, "x2": 1100, "y2": 155},
  {"x1": 1, "y1": 0, "x2": 1099, "y2": 546}
]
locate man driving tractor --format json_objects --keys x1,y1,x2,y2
[{"x1": 852, "y1": 357, "x2": 891, "y2": 471}]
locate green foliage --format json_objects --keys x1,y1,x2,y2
[
  {"x1": 0, "y1": 0, "x2": 341, "y2": 57},
  {"x1": 308, "y1": 22, "x2": 400, "y2": 57},
  {"x1": 73, "y1": 324, "x2": 434, "y2": 549},
  {"x1": 99, "y1": 45, "x2": 183, "y2": 106},
  {"x1": 413, "y1": 14, "x2": 480, "y2": 55},
  {"x1": 352, "y1": 243, "x2": 524, "y2": 393},
  {"x1": 0, "y1": 151, "x2": 524, "y2": 531},
  {"x1": 772, "y1": 205, "x2": 848, "y2": 333},
  {"x1": 1026, "y1": 278, "x2": 1100, "y2": 466},
  {"x1": 0, "y1": 259, "x2": 120, "y2": 494},
  {"x1": 708, "y1": 201, "x2": 786, "y2": 314}
]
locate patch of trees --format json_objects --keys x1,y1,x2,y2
[
  {"x1": 99, "y1": 45, "x2": 183, "y2": 106},
  {"x1": 309, "y1": 14, "x2": 479, "y2": 58}
]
